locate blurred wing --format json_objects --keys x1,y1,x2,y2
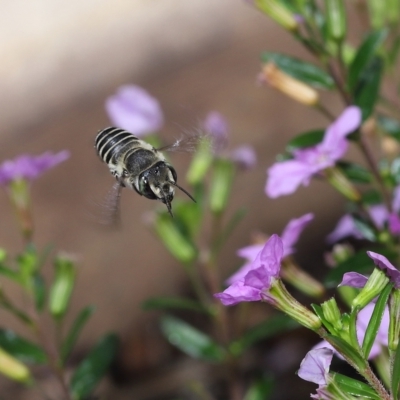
[
  {"x1": 157, "y1": 129, "x2": 212, "y2": 153},
  {"x1": 88, "y1": 182, "x2": 123, "y2": 227}
]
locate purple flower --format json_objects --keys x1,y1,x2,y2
[
  {"x1": 298, "y1": 347, "x2": 333, "y2": 385},
  {"x1": 313, "y1": 303, "x2": 389, "y2": 360},
  {"x1": 105, "y1": 85, "x2": 164, "y2": 136},
  {"x1": 266, "y1": 106, "x2": 362, "y2": 198},
  {"x1": 227, "y1": 213, "x2": 313, "y2": 284},
  {"x1": 214, "y1": 234, "x2": 283, "y2": 305},
  {"x1": 340, "y1": 251, "x2": 400, "y2": 289},
  {"x1": 0, "y1": 151, "x2": 70, "y2": 186},
  {"x1": 203, "y1": 111, "x2": 257, "y2": 169}
]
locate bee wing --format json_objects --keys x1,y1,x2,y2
[
  {"x1": 87, "y1": 182, "x2": 123, "y2": 227},
  {"x1": 157, "y1": 129, "x2": 211, "y2": 153}
]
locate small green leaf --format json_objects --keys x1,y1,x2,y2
[
  {"x1": 261, "y1": 53, "x2": 334, "y2": 89},
  {"x1": 230, "y1": 314, "x2": 298, "y2": 355},
  {"x1": 173, "y1": 200, "x2": 202, "y2": 240},
  {"x1": 362, "y1": 283, "x2": 393, "y2": 358},
  {"x1": 286, "y1": 129, "x2": 325, "y2": 152},
  {"x1": 0, "y1": 330, "x2": 46, "y2": 364},
  {"x1": 332, "y1": 373, "x2": 380, "y2": 399},
  {"x1": 348, "y1": 30, "x2": 388, "y2": 90},
  {"x1": 353, "y1": 56, "x2": 384, "y2": 120},
  {"x1": 70, "y1": 333, "x2": 118, "y2": 400},
  {"x1": 0, "y1": 265, "x2": 21, "y2": 283},
  {"x1": 61, "y1": 306, "x2": 96, "y2": 363},
  {"x1": 142, "y1": 297, "x2": 208, "y2": 313},
  {"x1": 160, "y1": 315, "x2": 225, "y2": 362},
  {"x1": 209, "y1": 159, "x2": 235, "y2": 215},
  {"x1": 244, "y1": 375, "x2": 274, "y2": 400},
  {"x1": 337, "y1": 161, "x2": 373, "y2": 184},
  {"x1": 324, "y1": 0, "x2": 346, "y2": 41}
]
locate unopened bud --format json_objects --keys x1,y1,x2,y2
[
  {"x1": 324, "y1": 167, "x2": 361, "y2": 202},
  {"x1": 254, "y1": 0, "x2": 298, "y2": 31},
  {"x1": 389, "y1": 288, "x2": 400, "y2": 351},
  {"x1": 381, "y1": 136, "x2": 400, "y2": 159},
  {"x1": 0, "y1": 347, "x2": 31, "y2": 383},
  {"x1": 262, "y1": 63, "x2": 319, "y2": 106},
  {"x1": 321, "y1": 298, "x2": 343, "y2": 331}
]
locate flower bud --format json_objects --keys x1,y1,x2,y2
[
  {"x1": 268, "y1": 279, "x2": 322, "y2": 330},
  {"x1": 0, "y1": 347, "x2": 31, "y2": 383},
  {"x1": 209, "y1": 159, "x2": 235, "y2": 215},
  {"x1": 254, "y1": 0, "x2": 298, "y2": 31},
  {"x1": 381, "y1": 136, "x2": 400, "y2": 160},
  {"x1": 262, "y1": 63, "x2": 319, "y2": 106},
  {"x1": 324, "y1": 0, "x2": 346, "y2": 41},
  {"x1": 281, "y1": 258, "x2": 325, "y2": 298},
  {"x1": 154, "y1": 213, "x2": 197, "y2": 263},
  {"x1": 321, "y1": 298, "x2": 343, "y2": 331},
  {"x1": 186, "y1": 138, "x2": 213, "y2": 185},
  {"x1": 389, "y1": 288, "x2": 400, "y2": 351},
  {"x1": 352, "y1": 268, "x2": 389, "y2": 309},
  {"x1": 324, "y1": 167, "x2": 361, "y2": 202},
  {"x1": 49, "y1": 255, "x2": 76, "y2": 318}
]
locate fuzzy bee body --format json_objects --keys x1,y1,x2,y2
[{"x1": 95, "y1": 127, "x2": 194, "y2": 217}]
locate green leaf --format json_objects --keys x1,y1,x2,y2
[
  {"x1": 361, "y1": 189, "x2": 382, "y2": 205},
  {"x1": 33, "y1": 274, "x2": 46, "y2": 311},
  {"x1": 348, "y1": 30, "x2": 388, "y2": 90},
  {"x1": 244, "y1": 375, "x2": 274, "y2": 400},
  {"x1": 332, "y1": 373, "x2": 380, "y2": 399},
  {"x1": 230, "y1": 314, "x2": 298, "y2": 355},
  {"x1": 261, "y1": 52, "x2": 335, "y2": 89},
  {"x1": 0, "y1": 330, "x2": 46, "y2": 364},
  {"x1": 362, "y1": 283, "x2": 393, "y2": 358},
  {"x1": 160, "y1": 315, "x2": 225, "y2": 362},
  {"x1": 337, "y1": 161, "x2": 373, "y2": 184},
  {"x1": 173, "y1": 200, "x2": 202, "y2": 240},
  {"x1": 286, "y1": 129, "x2": 325, "y2": 152},
  {"x1": 142, "y1": 297, "x2": 208, "y2": 313},
  {"x1": 353, "y1": 56, "x2": 384, "y2": 120},
  {"x1": 209, "y1": 159, "x2": 235, "y2": 215},
  {"x1": 70, "y1": 333, "x2": 118, "y2": 400},
  {"x1": 61, "y1": 306, "x2": 96, "y2": 363},
  {"x1": 325, "y1": 334, "x2": 366, "y2": 370},
  {"x1": 378, "y1": 115, "x2": 400, "y2": 141},
  {"x1": 392, "y1": 336, "x2": 400, "y2": 398},
  {"x1": 0, "y1": 265, "x2": 21, "y2": 283}
]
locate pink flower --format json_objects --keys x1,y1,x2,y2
[
  {"x1": 227, "y1": 213, "x2": 313, "y2": 284},
  {"x1": 266, "y1": 106, "x2": 362, "y2": 198},
  {"x1": 298, "y1": 347, "x2": 333, "y2": 385},
  {"x1": 214, "y1": 235, "x2": 283, "y2": 305},
  {"x1": 0, "y1": 151, "x2": 70, "y2": 185},
  {"x1": 105, "y1": 85, "x2": 164, "y2": 136}
]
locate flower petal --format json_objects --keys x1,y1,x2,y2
[
  {"x1": 256, "y1": 234, "x2": 284, "y2": 277},
  {"x1": 298, "y1": 348, "x2": 333, "y2": 385},
  {"x1": 230, "y1": 145, "x2": 257, "y2": 170},
  {"x1": 266, "y1": 160, "x2": 313, "y2": 198},
  {"x1": 281, "y1": 213, "x2": 314, "y2": 255},
  {"x1": 339, "y1": 272, "x2": 368, "y2": 288},
  {"x1": 367, "y1": 251, "x2": 400, "y2": 288},
  {"x1": 105, "y1": 85, "x2": 164, "y2": 136},
  {"x1": 214, "y1": 280, "x2": 261, "y2": 305},
  {"x1": 326, "y1": 214, "x2": 363, "y2": 244}
]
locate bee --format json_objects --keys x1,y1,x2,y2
[{"x1": 95, "y1": 127, "x2": 196, "y2": 218}]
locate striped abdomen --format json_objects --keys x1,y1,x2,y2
[{"x1": 95, "y1": 127, "x2": 140, "y2": 165}]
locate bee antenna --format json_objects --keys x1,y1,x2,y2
[{"x1": 169, "y1": 181, "x2": 196, "y2": 203}]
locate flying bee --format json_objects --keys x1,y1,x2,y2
[{"x1": 95, "y1": 127, "x2": 196, "y2": 218}]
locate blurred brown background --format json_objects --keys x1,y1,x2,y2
[{"x1": 0, "y1": 1, "x2": 345, "y2": 398}]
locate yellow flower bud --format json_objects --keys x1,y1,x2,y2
[
  {"x1": 0, "y1": 347, "x2": 31, "y2": 383},
  {"x1": 262, "y1": 63, "x2": 319, "y2": 106}
]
